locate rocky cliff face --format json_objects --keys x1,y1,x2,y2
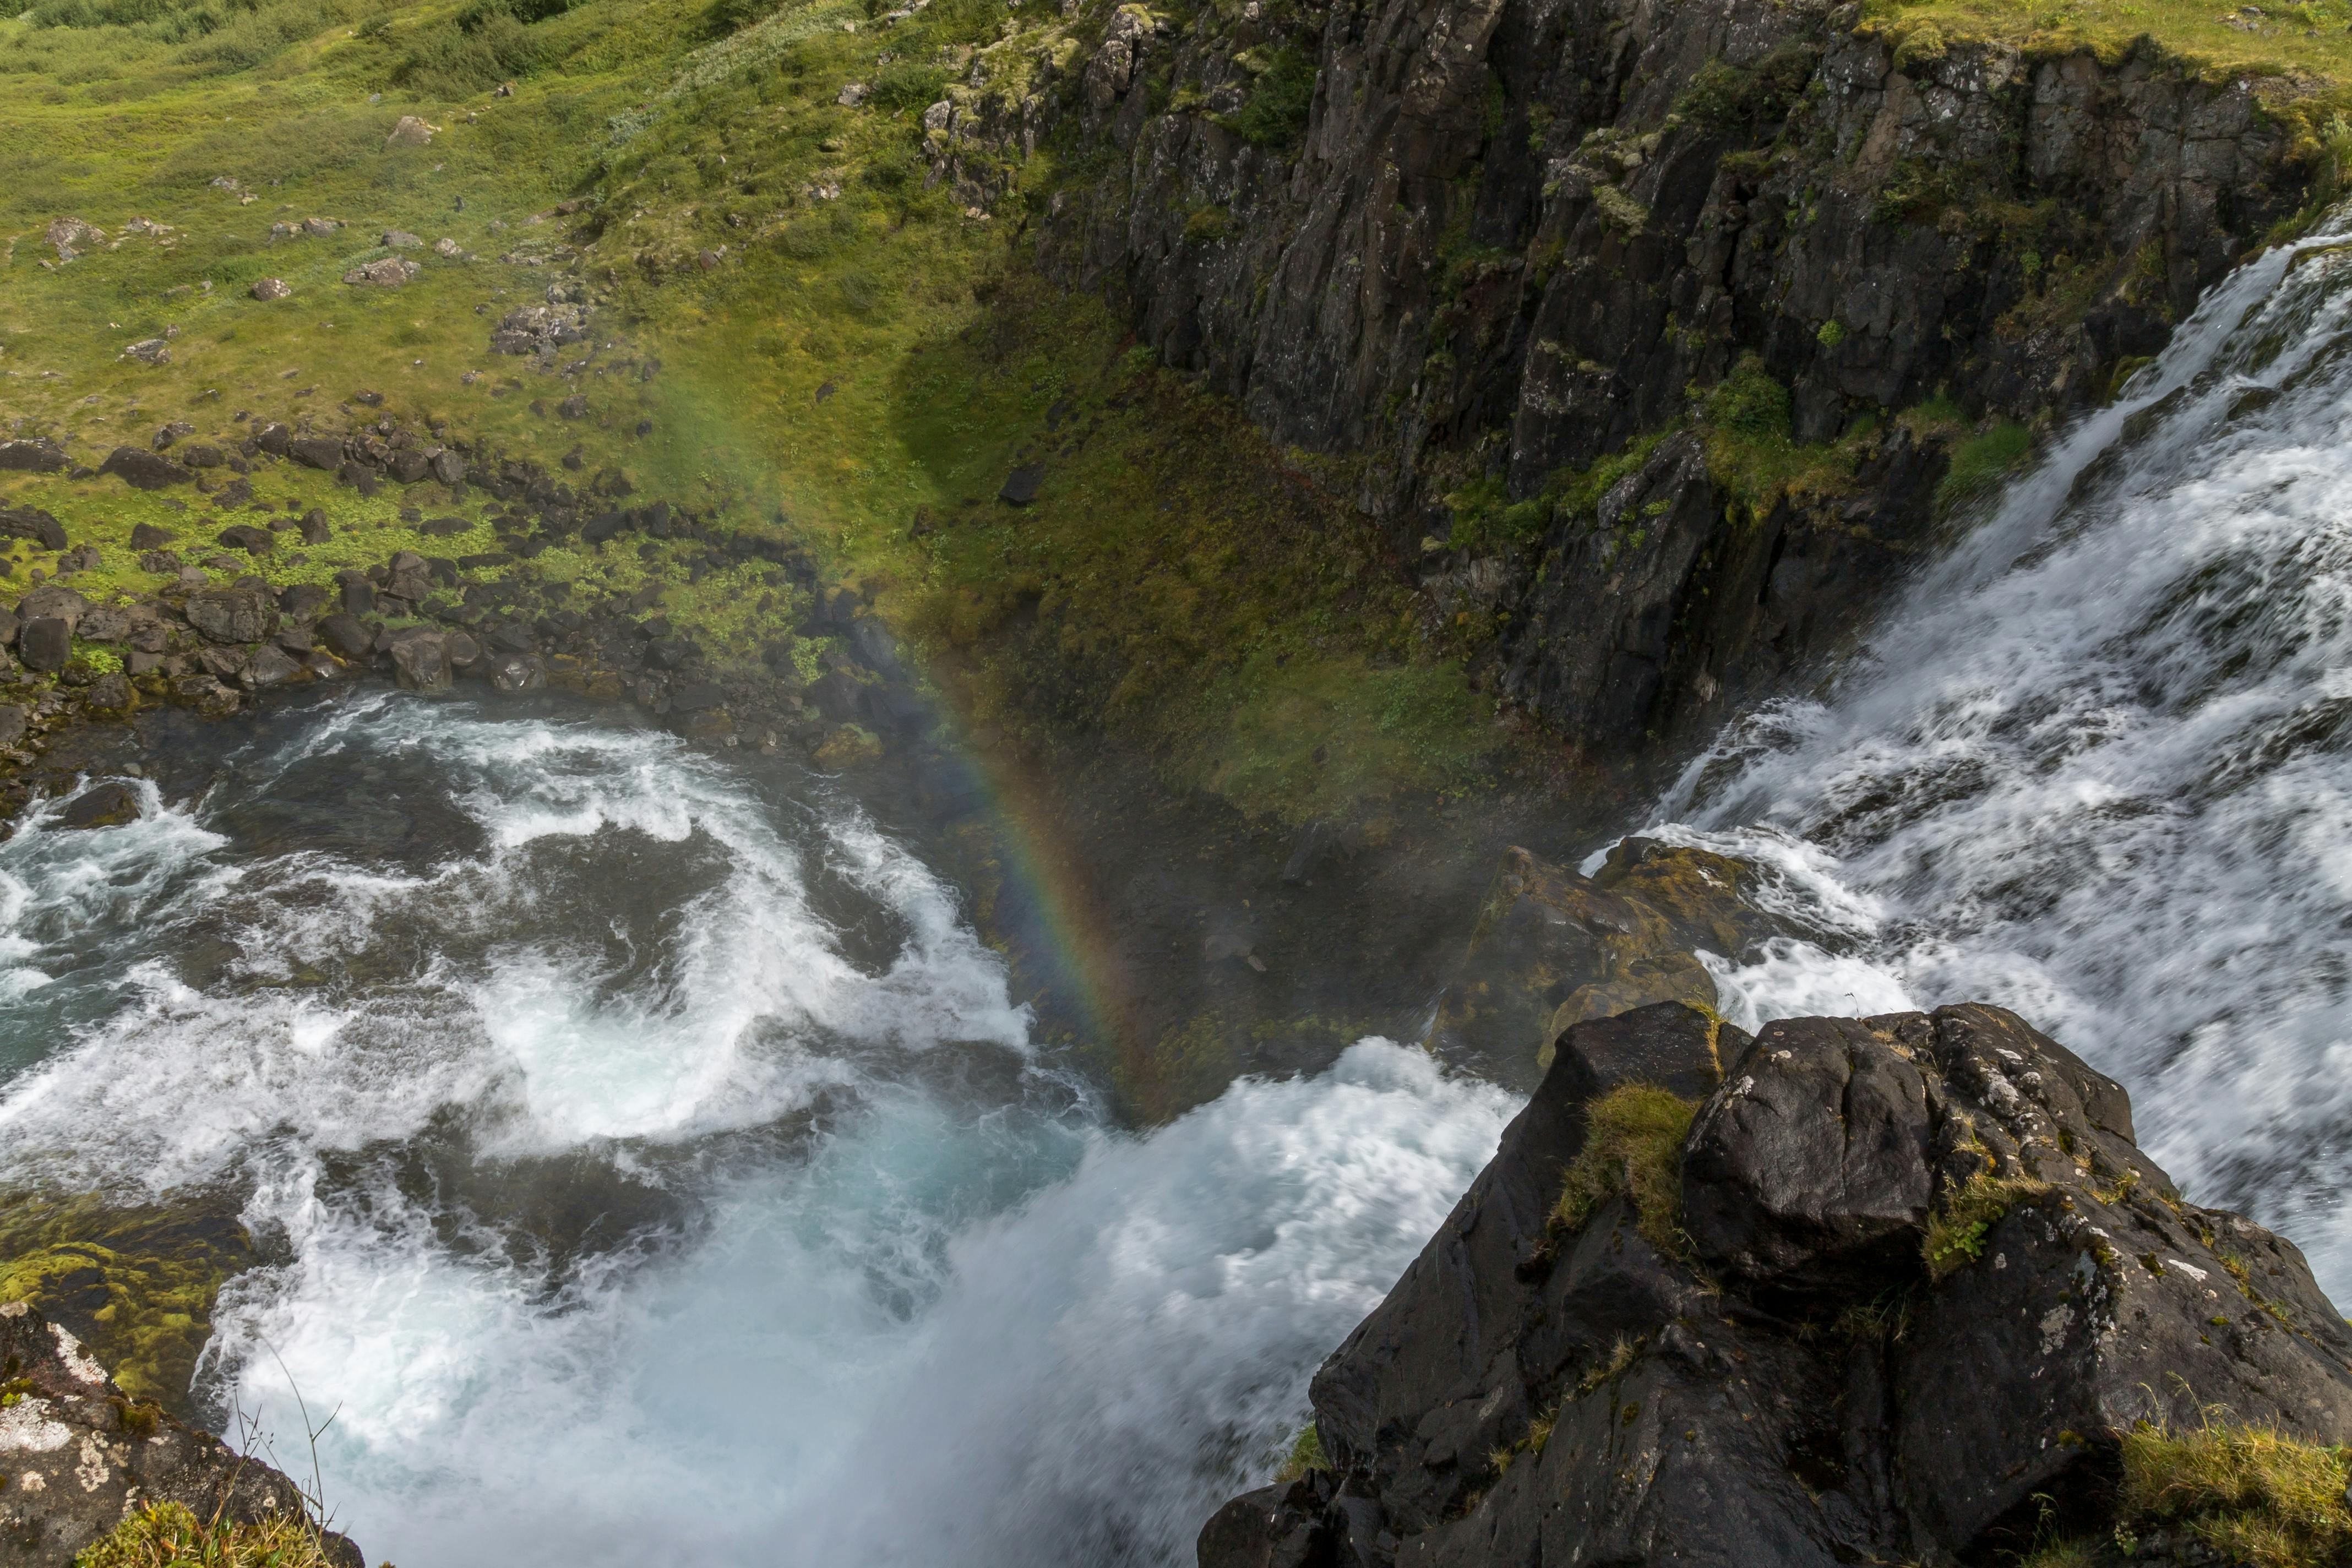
[
  {"x1": 1022, "y1": 0, "x2": 2316, "y2": 750},
  {"x1": 1198, "y1": 1001, "x2": 2352, "y2": 1566}
]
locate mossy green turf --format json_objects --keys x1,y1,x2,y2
[{"x1": 0, "y1": 0, "x2": 1509, "y2": 822}]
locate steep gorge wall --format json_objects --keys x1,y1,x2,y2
[{"x1": 1012, "y1": 0, "x2": 2317, "y2": 749}]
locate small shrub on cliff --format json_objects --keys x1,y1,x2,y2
[
  {"x1": 1923, "y1": 1169, "x2": 2052, "y2": 1279},
  {"x1": 1550, "y1": 1085, "x2": 1697, "y2": 1252},
  {"x1": 1276, "y1": 1423, "x2": 1327, "y2": 1481},
  {"x1": 1230, "y1": 46, "x2": 1316, "y2": 148},
  {"x1": 75, "y1": 1502, "x2": 336, "y2": 1568},
  {"x1": 2118, "y1": 1409, "x2": 2352, "y2": 1568}
]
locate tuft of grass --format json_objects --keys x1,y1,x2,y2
[
  {"x1": 2119, "y1": 1409, "x2": 2352, "y2": 1568},
  {"x1": 1923, "y1": 1169, "x2": 2055, "y2": 1280},
  {"x1": 1275, "y1": 1422, "x2": 1326, "y2": 1482},
  {"x1": 1549, "y1": 1086, "x2": 1697, "y2": 1253},
  {"x1": 74, "y1": 1501, "x2": 340, "y2": 1568},
  {"x1": 1936, "y1": 419, "x2": 2033, "y2": 510},
  {"x1": 1228, "y1": 44, "x2": 1315, "y2": 148}
]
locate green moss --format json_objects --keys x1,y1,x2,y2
[
  {"x1": 0, "y1": 1190, "x2": 258, "y2": 1413},
  {"x1": 1445, "y1": 428, "x2": 1672, "y2": 552},
  {"x1": 1815, "y1": 319, "x2": 1845, "y2": 349},
  {"x1": 1549, "y1": 1084, "x2": 1697, "y2": 1253}
]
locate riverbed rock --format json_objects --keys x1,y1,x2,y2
[
  {"x1": 317, "y1": 613, "x2": 372, "y2": 660},
  {"x1": 0, "y1": 1300, "x2": 362, "y2": 1567},
  {"x1": 56, "y1": 780, "x2": 139, "y2": 830},
  {"x1": 183, "y1": 585, "x2": 278, "y2": 645},
  {"x1": 1200, "y1": 1003, "x2": 2352, "y2": 1567},
  {"x1": 1422, "y1": 841, "x2": 1788, "y2": 1086},
  {"x1": 486, "y1": 650, "x2": 546, "y2": 693},
  {"x1": 387, "y1": 627, "x2": 453, "y2": 694}
]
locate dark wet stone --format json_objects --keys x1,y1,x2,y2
[{"x1": 57, "y1": 780, "x2": 139, "y2": 829}]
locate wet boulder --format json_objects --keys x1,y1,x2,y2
[
  {"x1": 386, "y1": 627, "x2": 453, "y2": 694},
  {"x1": 1679, "y1": 1015, "x2": 1936, "y2": 1299},
  {"x1": 486, "y1": 651, "x2": 546, "y2": 693},
  {"x1": 242, "y1": 645, "x2": 302, "y2": 689},
  {"x1": 56, "y1": 780, "x2": 140, "y2": 829},
  {"x1": 316, "y1": 613, "x2": 373, "y2": 660}
]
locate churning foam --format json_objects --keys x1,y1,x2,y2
[
  {"x1": 0, "y1": 696, "x2": 1513, "y2": 1566},
  {"x1": 1627, "y1": 215, "x2": 2352, "y2": 1293}
]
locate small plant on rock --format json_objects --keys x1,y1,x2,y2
[{"x1": 1549, "y1": 1085, "x2": 1697, "y2": 1253}]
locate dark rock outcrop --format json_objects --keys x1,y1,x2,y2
[
  {"x1": 0, "y1": 1300, "x2": 362, "y2": 1567},
  {"x1": 1037, "y1": 0, "x2": 2316, "y2": 753},
  {"x1": 1200, "y1": 1001, "x2": 2352, "y2": 1567}
]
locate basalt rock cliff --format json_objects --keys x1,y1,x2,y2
[
  {"x1": 1197, "y1": 1001, "x2": 2352, "y2": 1566},
  {"x1": 1015, "y1": 0, "x2": 2318, "y2": 750}
]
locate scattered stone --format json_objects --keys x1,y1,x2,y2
[
  {"x1": 836, "y1": 81, "x2": 869, "y2": 106},
  {"x1": 557, "y1": 394, "x2": 589, "y2": 418},
  {"x1": 17, "y1": 617, "x2": 69, "y2": 672},
  {"x1": 0, "y1": 505, "x2": 68, "y2": 551},
  {"x1": 183, "y1": 584, "x2": 278, "y2": 644},
  {"x1": 46, "y1": 216, "x2": 107, "y2": 263},
  {"x1": 0, "y1": 705, "x2": 25, "y2": 747},
  {"x1": 216, "y1": 524, "x2": 275, "y2": 555},
  {"x1": 53, "y1": 543, "x2": 101, "y2": 576},
  {"x1": 287, "y1": 437, "x2": 343, "y2": 470},
  {"x1": 0, "y1": 438, "x2": 70, "y2": 472},
  {"x1": 490, "y1": 301, "x2": 588, "y2": 355},
  {"x1": 77, "y1": 606, "x2": 128, "y2": 643},
  {"x1": 174, "y1": 673, "x2": 242, "y2": 716},
  {"x1": 434, "y1": 237, "x2": 466, "y2": 258},
  {"x1": 385, "y1": 115, "x2": 436, "y2": 146},
  {"x1": 251, "y1": 276, "x2": 292, "y2": 301},
  {"x1": 343, "y1": 257, "x2": 421, "y2": 287},
  {"x1": 303, "y1": 216, "x2": 340, "y2": 237},
  {"x1": 383, "y1": 229, "x2": 423, "y2": 249},
  {"x1": 153, "y1": 422, "x2": 195, "y2": 450},
  {"x1": 300, "y1": 508, "x2": 333, "y2": 545},
  {"x1": 100, "y1": 447, "x2": 193, "y2": 490},
  {"x1": 179, "y1": 444, "x2": 226, "y2": 468},
  {"x1": 997, "y1": 463, "x2": 1044, "y2": 505},
  {"x1": 121, "y1": 337, "x2": 171, "y2": 366}
]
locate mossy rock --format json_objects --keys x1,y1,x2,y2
[
  {"x1": 1423, "y1": 839, "x2": 1792, "y2": 1088},
  {"x1": 0, "y1": 1190, "x2": 261, "y2": 1415}
]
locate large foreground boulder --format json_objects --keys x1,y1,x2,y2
[
  {"x1": 0, "y1": 1300, "x2": 363, "y2": 1567},
  {"x1": 1203, "y1": 1002, "x2": 2352, "y2": 1567}
]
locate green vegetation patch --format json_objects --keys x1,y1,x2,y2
[
  {"x1": 1549, "y1": 1084, "x2": 1697, "y2": 1253},
  {"x1": 1275, "y1": 1422, "x2": 1327, "y2": 1481},
  {"x1": 2117, "y1": 1413, "x2": 2352, "y2": 1568},
  {"x1": 1922, "y1": 1168, "x2": 2054, "y2": 1279},
  {"x1": 75, "y1": 1501, "x2": 339, "y2": 1568},
  {"x1": 0, "y1": 1191, "x2": 259, "y2": 1412}
]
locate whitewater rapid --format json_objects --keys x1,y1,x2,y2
[
  {"x1": 1629, "y1": 219, "x2": 2352, "y2": 1296},
  {"x1": 0, "y1": 693, "x2": 1515, "y2": 1566}
]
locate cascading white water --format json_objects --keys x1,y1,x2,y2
[
  {"x1": 1632, "y1": 215, "x2": 2352, "y2": 1295},
  {"x1": 0, "y1": 693, "x2": 1515, "y2": 1566}
]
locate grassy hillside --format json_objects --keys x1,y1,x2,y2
[{"x1": 0, "y1": 0, "x2": 1510, "y2": 823}]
